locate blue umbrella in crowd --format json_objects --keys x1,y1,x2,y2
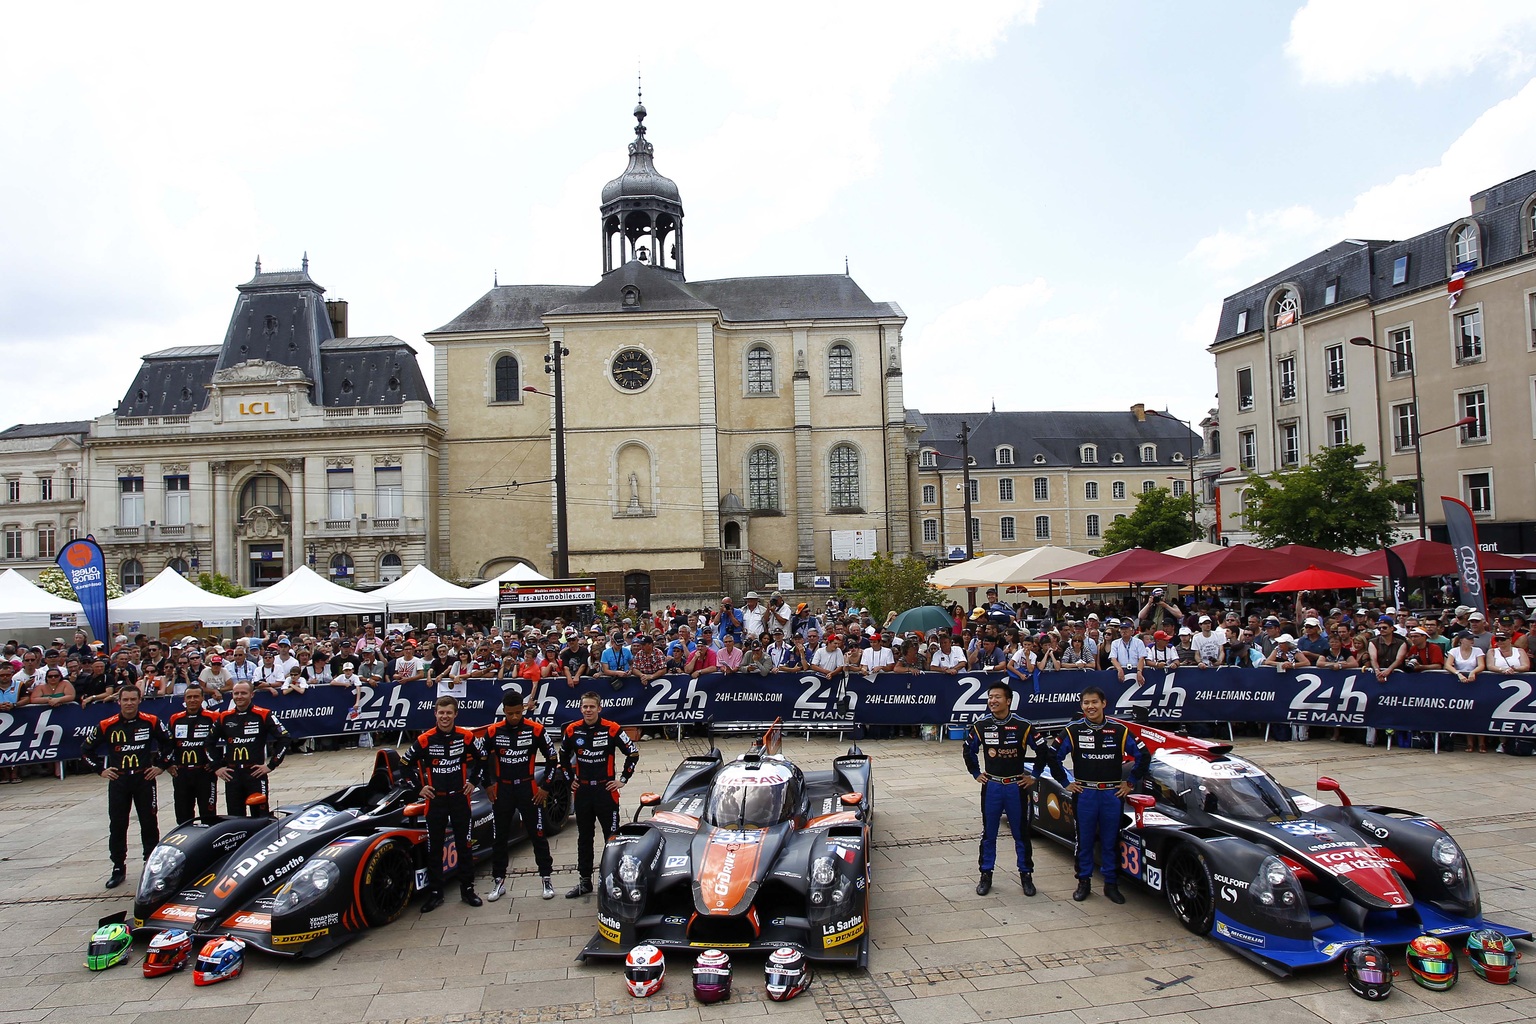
[{"x1": 889, "y1": 605, "x2": 955, "y2": 634}]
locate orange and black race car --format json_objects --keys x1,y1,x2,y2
[
  {"x1": 578, "y1": 727, "x2": 874, "y2": 965},
  {"x1": 132, "y1": 749, "x2": 569, "y2": 957}
]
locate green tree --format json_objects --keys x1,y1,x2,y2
[
  {"x1": 840, "y1": 551, "x2": 940, "y2": 623},
  {"x1": 1240, "y1": 443, "x2": 1415, "y2": 550},
  {"x1": 196, "y1": 572, "x2": 249, "y2": 598},
  {"x1": 1100, "y1": 487, "x2": 1196, "y2": 554},
  {"x1": 37, "y1": 566, "x2": 125, "y2": 601}
]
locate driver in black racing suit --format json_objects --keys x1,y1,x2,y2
[
  {"x1": 482, "y1": 687, "x2": 561, "y2": 902},
  {"x1": 403, "y1": 695, "x2": 488, "y2": 912},
  {"x1": 560, "y1": 691, "x2": 638, "y2": 899},
  {"x1": 215, "y1": 680, "x2": 290, "y2": 815},
  {"x1": 81, "y1": 684, "x2": 172, "y2": 890}
]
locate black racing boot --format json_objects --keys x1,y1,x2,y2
[
  {"x1": 461, "y1": 886, "x2": 483, "y2": 908},
  {"x1": 1104, "y1": 884, "x2": 1125, "y2": 905},
  {"x1": 565, "y1": 876, "x2": 593, "y2": 899},
  {"x1": 421, "y1": 890, "x2": 445, "y2": 913},
  {"x1": 104, "y1": 867, "x2": 126, "y2": 890},
  {"x1": 1072, "y1": 878, "x2": 1091, "y2": 902},
  {"x1": 1021, "y1": 873, "x2": 1036, "y2": 897},
  {"x1": 975, "y1": 870, "x2": 993, "y2": 896}
]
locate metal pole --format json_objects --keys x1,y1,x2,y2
[
  {"x1": 958, "y1": 421, "x2": 974, "y2": 560},
  {"x1": 551, "y1": 343, "x2": 570, "y2": 578},
  {"x1": 1409, "y1": 364, "x2": 1426, "y2": 540}
]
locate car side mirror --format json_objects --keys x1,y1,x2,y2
[
  {"x1": 1127, "y1": 793, "x2": 1155, "y2": 828},
  {"x1": 639, "y1": 792, "x2": 662, "y2": 807},
  {"x1": 403, "y1": 801, "x2": 426, "y2": 818},
  {"x1": 1316, "y1": 776, "x2": 1352, "y2": 806},
  {"x1": 839, "y1": 792, "x2": 863, "y2": 807}
]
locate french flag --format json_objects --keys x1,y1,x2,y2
[{"x1": 1447, "y1": 260, "x2": 1476, "y2": 308}]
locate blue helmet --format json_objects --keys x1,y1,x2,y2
[{"x1": 193, "y1": 935, "x2": 244, "y2": 986}]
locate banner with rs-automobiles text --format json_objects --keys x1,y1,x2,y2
[{"x1": 3, "y1": 670, "x2": 1534, "y2": 765}]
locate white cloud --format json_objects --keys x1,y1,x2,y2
[
  {"x1": 1183, "y1": 76, "x2": 1536, "y2": 290},
  {"x1": 1286, "y1": 0, "x2": 1536, "y2": 85}
]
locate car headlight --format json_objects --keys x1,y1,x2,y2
[
  {"x1": 811, "y1": 857, "x2": 836, "y2": 886},
  {"x1": 1264, "y1": 861, "x2": 1288, "y2": 887},
  {"x1": 138, "y1": 845, "x2": 187, "y2": 901},
  {"x1": 277, "y1": 859, "x2": 341, "y2": 914},
  {"x1": 1250, "y1": 856, "x2": 1305, "y2": 918},
  {"x1": 1431, "y1": 836, "x2": 1461, "y2": 868},
  {"x1": 618, "y1": 855, "x2": 642, "y2": 885}
]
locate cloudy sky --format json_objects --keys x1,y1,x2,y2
[{"x1": 5, "y1": 1, "x2": 1536, "y2": 428}]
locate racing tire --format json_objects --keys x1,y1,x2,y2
[
  {"x1": 359, "y1": 839, "x2": 415, "y2": 927},
  {"x1": 542, "y1": 780, "x2": 572, "y2": 836},
  {"x1": 1164, "y1": 845, "x2": 1215, "y2": 935}
]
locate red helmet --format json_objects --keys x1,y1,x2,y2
[
  {"x1": 692, "y1": 948, "x2": 732, "y2": 1003},
  {"x1": 624, "y1": 944, "x2": 665, "y2": 997},
  {"x1": 143, "y1": 929, "x2": 192, "y2": 978},
  {"x1": 193, "y1": 936, "x2": 245, "y2": 986},
  {"x1": 1467, "y1": 929, "x2": 1520, "y2": 985},
  {"x1": 765, "y1": 944, "x2": 812, "y2": 1001},
  {"x1": 1405, "y1": 935, "x2": 1457, "y2": 991}
]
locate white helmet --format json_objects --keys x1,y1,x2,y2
[{"x1": 625, "y1": 943, "x2": 665, "y2": 997}]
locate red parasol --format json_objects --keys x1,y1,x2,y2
[
  {"x1": 1040, "y1": 547, "x2": 1186, "y2": 584},
  {"x1": 1265, "y1": 543, "x2": 1359, "y2": 573},
  {"x1": 1256, "y1": 565, "x2": 1375, "y2": 593},
  {"x1": 1162, "y1": 543, "x2": 1337, "y2": 586},
  {"x1": 1336, "y1": 539, "x2": 1535, "y2": 577}
]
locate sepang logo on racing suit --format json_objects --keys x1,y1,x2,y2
[{"x1": 822, "y1": 915, "x2": 865, "y2": 948}]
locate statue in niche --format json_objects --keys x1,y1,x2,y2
[{"x1": 626, "y1": 471, "x2": 644, "y2": 514}]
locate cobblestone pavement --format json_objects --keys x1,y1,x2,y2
[{"x1": 2, "y1": 733, "x2": 1534, "y2": 1024}]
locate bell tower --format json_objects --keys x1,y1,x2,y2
[{"x1": 600, "y1": 91, "x2": 684, "y2": 277}]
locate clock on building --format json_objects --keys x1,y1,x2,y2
[{"x1": 611, "y1": 348, "x2": 654, "y2": 390}]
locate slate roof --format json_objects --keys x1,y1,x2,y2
[
  {"x1": 432, "y1": 266, "x2": 903, "y2": 333},
  {"x1": 116, "y1": 268, "x2": 431, "y2": 417},
  {"x1": 1213, "y1": 169, "x2": 1536, "y2": 346},
  {"x1": 912, "y1": 410, "x2": 1202, "y2": 470},
  {"x1": 0, "y1": 421, "x2": 92, "y2": 439}
]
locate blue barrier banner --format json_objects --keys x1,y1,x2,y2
[{"x1": 5, "y1": 670, "x2": 1534, "y2": 765}]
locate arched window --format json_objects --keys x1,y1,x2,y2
[
  {"x1": 121, "y1": 559, "x2": 144, "y2": 591},
  {"x1": 746, "y1": 346, "x2": 774, "y2": 394},
  {"x1": 1084, "y1": 481, "x2": 1099, "y2": 500},
  {"x1": 167, "y1": 557, "x2": 189, "y2": 576},
  {"x1": 747, "y1": 447, "x2": 780, "y2": 511},
  {"x1": 239, "y1": 474, "x2": 290, "y2": 518},
  {"x1": 1209, "y1": 430, "x2": 1221, "y2": 455},
  {"x1": 1085, "y1": 514, "x2": 1101, "y2": 538},
  {"x1": 1142, "y1": 480, "x2": 1156, "y2": 494},
  {"x1": 919, "y1": 449, "x2": 937, "y2": 468},
  {"x1": 330, "y1": 552, "x2": 354, "y2": 580},
  {"x1": 827, "y1": 343, "x2": 854, "y2": 392},
  {"x1": 1273, "y1": 288, "x2": 1299, "y2": 328},
  {"x1": 380, "y1": 552, "x2": 403, "y2": 582},
  {"x1": 493, "y1": 355, "x2": 520, "y2": 402},
  {"x1": 1453, "y1": 223, "x2": 1479, "y2": 266},
  {"x1": 995, "y1": 445, "x2": 1014, "y2": 466},
  {"x1": 1140, "y1": 444, "x2": 1156, "y2": 463},
  {"x1": 829, "y1": 444, "x2": 860, "y2": 509},
  {"x1": 1034, "y1": 516, "x2": 1051, "y2": 539},
  {"x1": 1080, "y1": 444, "x2": 1098, "y2": 464}
]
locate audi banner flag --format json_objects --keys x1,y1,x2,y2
[{"x1": 1441, "y1": 496, "x2": 1487, "y2": 616}]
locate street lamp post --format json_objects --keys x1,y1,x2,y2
[
  {"x1": 957, "y1": 421, "x2": 974, "y2": 559},
  {"x1": 1349, "y1": 335, "x2": 1476, "y2": 540},
  {"x1": 526, "y1": 339, "x2": 571, "y2": 579}
]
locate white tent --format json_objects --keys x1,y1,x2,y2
[
  {"x1": 947, "y1": 546, "x2": 1094, "y2": 589},
  {"x1": 465, "y1": 563, "x2": 550, "y2": 610},
  {"x1": 367, "y1": 564, "x2": 482, "y2": 614},
  {"x1": 111, "y1": 567, "x2": 249, "y2": 624},
  {"x1": 228, "y1": 565, "x2": 383, "y2": 618},
  {"x1": 1162, "y1": 540, "x2": 1224, "y2": 559},
  {"x1": 0, "y1": 569, "x2": 82, "y2": 630},
  {"x1": 928, "y1": 554, "x2": 1004, "y2": 589}
]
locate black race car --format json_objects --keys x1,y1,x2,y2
[
  {"x1": 1029, "y1": 719, "x2": 1532, "y2": 975},
  {"x1": 578, "y1": 730, "x2": 874, "y2": 966},
  {"x1": 133, "y1": 749, "x2": 569, "y2": 956}
]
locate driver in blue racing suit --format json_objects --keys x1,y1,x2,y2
[
  {"x1": 962, "y1": 681, "x2": 1054, "y2": 898},
  {"x1": 1052, "y1": 685, "x2": 1145, "y2": 905}
]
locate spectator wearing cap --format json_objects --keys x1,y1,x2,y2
[
  {"x1": 739, "y1": 592, "x2": 768, "y2": 641},
  {"x1": 663, "y1": 627, "x2": 694, "y2": 672},
  {"x1": 1145, "y1": 630, "x2": 1180, "y2": 669},
  {"x1": 1401, "y1": 628, "x2": 1444, "y2": 671},
  {"x1": 767, "y1": 593, "x2": 791, "y2": 633},
  {"x1": 1465, "y1": 611, "x2": 1492, "y2": 653},
  {"x1": 1190, "y1": 616, "x2": 1223, "y2": 668},
  {"x1": 1255, "y1": 617, "x2": 1283, "y2": 657},
  {"x1": 272, "y1": 638, "x2": 300, "y2": 679},
  {"x1": 1263, "y1": 634, "x2": 1303, "y2": 672},
  {"x1": 859, "y1": 632, "x2": 895, "y2": 676},
  {"x1": 764, "y1": 628, "x2": 794, "y2": 670},
  {"x1": 1488, "y1": 631, "x2": 1529, "y2": 675},
  {"x1": 1137, "y1": 588, "x2": 1182, "y2": 636},
  {"x1": 969, "y1": 634, "x2": 1007, "y2": 673},
  {"x1": 1108, "y1": 620, "x2": 1147, "y2": 684},
  {"x1": 198, "y1": 654, "x2": 234, "y2": 696},
  {"x1": 983, "y1": 588, "x2": 1015, "y2": 626},
  {"x1": 631, "y1": 635, "x2": 668, "y2": 683},
  {"x1": 1296, "y1": 618, "x2": 1331, "y2": 663},
  {"x1": 684, "y1": 633, "x2": 718, "y2": 679},
  {"x1": 809, "y1": 632, "x2": 844, "y2": 679},
  {"x1": 598, "y1": 633, "x2": 633, "y2": 680}
]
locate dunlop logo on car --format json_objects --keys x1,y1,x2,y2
[
  {"x1": 597, "y1": 913, "x2": 621, "y2": 943},
  {"x1": 272, "y1": 929, "x2": 328, "y2": 947},
  {"x1": 821, "y1": 915, "x2": 864, "y2": 948}
]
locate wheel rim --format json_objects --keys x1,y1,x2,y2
[
  {"x1": 372, "y1": 850, "x2": 412, "y2": 918},
  {"x1": 1169, "y1": 855, "x2": 1210, "y2": 926}
]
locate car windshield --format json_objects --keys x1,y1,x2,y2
[
  {"x1": 706, "y1": 766, "x2": 792, "y2": 828},
  {"x1": 1148, "y1": 751, "x2": 1299, "y2": 821}
]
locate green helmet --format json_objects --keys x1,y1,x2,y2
[{"x1": 85, "y1": 918, "x2": 133, "y2": 971}]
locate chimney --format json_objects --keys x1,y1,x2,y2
[
  {"x1": 326, "y1": 300, "x2": 348, "y2": 339},
  {"x1": 1131, "y1": 403, "x2": 1146, "y2": 422}
]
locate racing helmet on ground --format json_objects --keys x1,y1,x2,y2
[
  {"x1": 692, "y1": 948, "x2": 732, "y2": 1003},
  {"x1": 1405, "y1": 935, "x2": 1457, "y2": 991},
  {"x1": 765, "y1": 943, "x2": 812, "y2": 1001},
  {"x1": 1466, "y1": 929, "x2": 1519, "y2": 984},
  {"x1": 193, "y1": 936, "x2": 245, "y2": 986},
  {"x1": 143, "y1": 929, "x2": 193, "y2": 978},
  {"x1": 85, "y1": 916, "x2": 134, "y2": 971},
  {"x1": 1343, "y1": 945, "x2": 1393, "y2": 1000},
  {"x1": 625, "y1": 943, "x2": 666, "y2": 997}
]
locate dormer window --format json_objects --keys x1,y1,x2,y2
[
  {"x1": 919, "y1": 449, "x2": 937, "y2": 468},
  {"x1": 995, "y1": 445, "x2": 1014, "y2": 466},
  {"x1": 1140, "y1": 444, "x2": 1156, "y2": 463},
  {"x1": 1112, "y1": 453, "x2": 1124, "y2": 464},
  {"x1": 1273, "y1": 288, "x2": 1299, "y2": 329},
  {"x1": 1032, "y1": 453, "x2": 1046, "y2": 465},
  {"x1": 1080, "y1": 444, "x2": 1098, "y2": 464},
  {"x1": 621, "y1": 285, "x2": 642, "y2": 307}
]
